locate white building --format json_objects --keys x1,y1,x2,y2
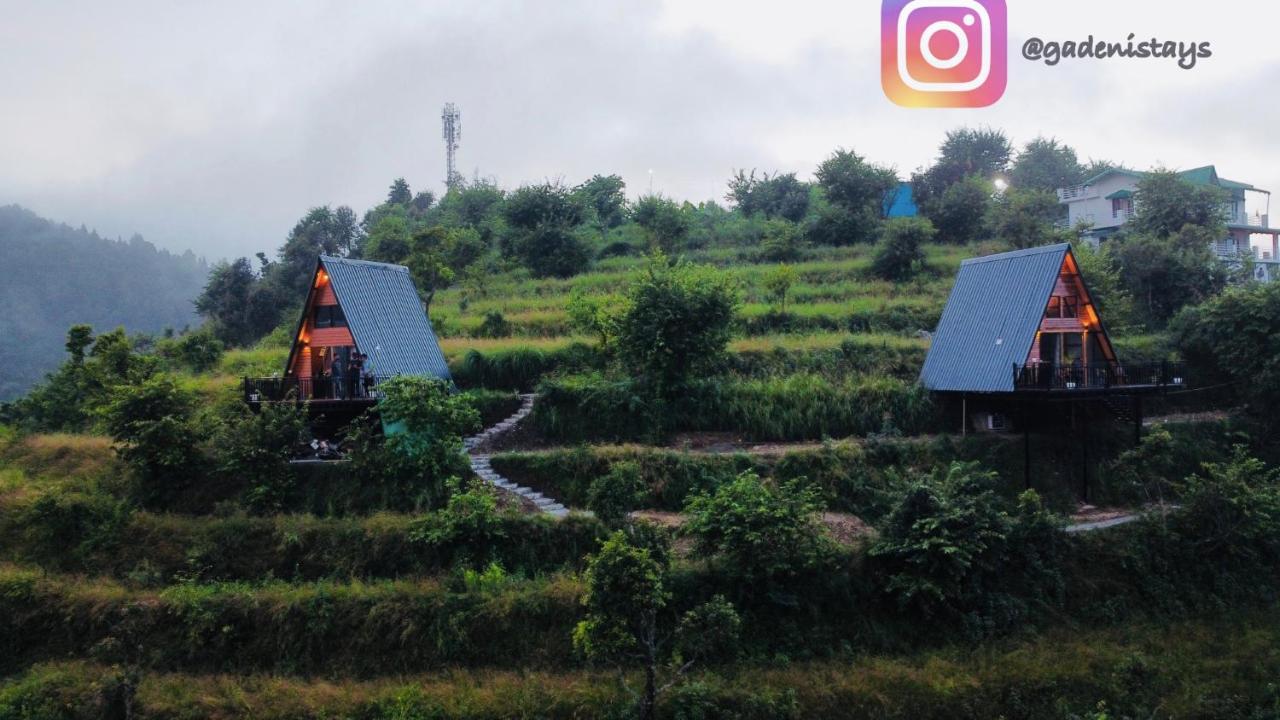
[{"x1": 1057, "y1": 166, "x2": 1280, "y2": 282}]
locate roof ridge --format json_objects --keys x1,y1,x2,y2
[
  {"x1": 320, "y1": 255, "x2": 410, "y2": 272},
  {"x1": 960, "y1": 243, "x2": 1070, "y2": 266}
]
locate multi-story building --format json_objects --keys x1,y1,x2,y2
[{"x1": 1057, "y1": 166, "x2": 1280, "y2": 282}]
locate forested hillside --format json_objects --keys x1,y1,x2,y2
[{"x1": 0, "y1": 205, "x2": 208, "y2": 400}]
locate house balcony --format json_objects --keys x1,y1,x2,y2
[
  {"x1": 1013, "y1": 362, "x2": 1185, "y2": 394},
  {"x1": 243, "y1": 375, "x2": 394, "y2": 405},
  {"x1": 1057, "y1": 185, "x2": 1098, "y2": 202},
  {"x1": 1226, "y1": 209, "x2": 1269, "y2": 229}
]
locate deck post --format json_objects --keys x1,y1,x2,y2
[
  {"x1": 1133, "y1": 395, "x2": 1143, "y2": 446},
  {"x1": 1022, "y1": 399, "x2": 1031, "y2": 491},
  {"x1": 1081, "y1": 412, "x2": 1089, "y2": 501},
  {"x1": 961, "y1": 396, "x2": 967, "y2": 437}
]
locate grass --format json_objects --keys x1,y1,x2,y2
[{"x1": 4, "y1": 611, "x2": 1280, "y2": 718}]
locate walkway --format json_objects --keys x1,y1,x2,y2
[{"x1": 463, "y1": 394, "x2": 569, "y2": 518}]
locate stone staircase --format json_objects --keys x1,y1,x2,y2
[{"x1": 463, "y1": 394, "x2": 568, "y2": 518}]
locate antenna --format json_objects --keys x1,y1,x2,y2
[{"x1": 441, "y1": 103, "x2": 462, "y2": 191}]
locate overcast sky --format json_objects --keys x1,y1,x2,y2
[{"x1": 2, "y1": 0, "x2": 1278, "y2": 260}]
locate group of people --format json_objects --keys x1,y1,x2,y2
[{"x1": 311, "y1": 350, "x2": 376, "y2": 399}]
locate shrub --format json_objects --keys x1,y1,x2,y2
[
  {"x1": 102, "y1": 375, "x2": 207, "y2": 508},
  {"x1": 216, "y1": 401, "x2": 308, "y2": 514},
  {"x1": 871, "y1": 217, "x2": 934, "y2": 281},
  {"x1": 587, "y1": 461, "x2": 646, "y2": 526},
  {"x1": 409, "y1": 478, "x2": 506, "y2": 568},
  {"x1": 473, "y1": 310, "x2": 513, "y2": 338},
  {"x1": 683, "y1": 471, "x2": 833, "y2": 588}
]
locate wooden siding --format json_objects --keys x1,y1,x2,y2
[
  {"x1": 316, "y1": 283, "x2": 338, "y2": 305},
  {"x1": 311, "y1": 327, "x2": 354, "y2": 346}
]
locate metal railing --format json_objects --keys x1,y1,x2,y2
[
  {"x1": 1013, "y1": 362, "x2": 1185, "y2": 392},
  {"x1": 243, "y1": 375, "x2": 394, "y2": 403}
]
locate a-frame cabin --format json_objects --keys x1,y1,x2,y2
[
  {"x1": 921, "y1": 243, "x2": 1184, "y2": 430},
  {"x1": 244, "y1": 255, "x2": 451, "y2": 431}
]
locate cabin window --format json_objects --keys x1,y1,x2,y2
[
  {"x1": 1044, "y1": 296, "x2": 1077, "y2": 319},
  {"x1": 313, "y1": 305, "x2": 347, "y2": 329}
]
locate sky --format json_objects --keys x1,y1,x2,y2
[{"x1": 2, "y1": 0, "x2": 1278, "y2": 261}]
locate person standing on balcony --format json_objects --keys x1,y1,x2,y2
[
  {"x1": 331, "y1": 355, "x2": 344, "y2": 399},
  {"x1": 347, "y1": 352, "x2": 363, "y2": 399}
]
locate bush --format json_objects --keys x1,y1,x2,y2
[
  {"x1": 102, "y1": 375, "x2": 207, "y2": 509},
  {"x1": 684, "y1": 471, "x2": 833, "y2": 588},
  {"x1": 871, "y1": 217, "x2": 934, "y2": 281},
  {"x1": 586, "y1": 461, "x2": 647, "y2": 525}
]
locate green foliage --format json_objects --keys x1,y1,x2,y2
[
  {"x1": 986, "y1": 187, "x2": 1068, "y2": 249},
  {"x1": 1010, "y1": 136, "x2": 1084, "y2": 192},
  {"x1": 409, "y1": 478, "x2": 506, "y2": 568},
  {"x1": 1071, "y1": 242, "x2": 1137, "y2": 331},
  {"x1": 194, "y1": 256, "x2": 285, "y2": 347},
  {"x1": 726, "y1": 170, "x2": 811, "y2": 223},
  {"x1": 473, "y1": 310, "x2": 512, "y2": 339},
  {"x1": 1129, "y1": 169, "x2": 1228, "y2": 238},
  {"x1": 632, "y1": 195, "x2": 692, "y2": 252},
  {"x1": 869, "y1": 462, "x2": 1065, "y2": 631},
  {"x1": 575, "y1": 174, "x2": 629, "y2": 236},
  {"x1": 758, "y1": 220, "x2": 803, "y2": 262},
  {"x1": 615, "y1": 256, "x2": 739, "y2": 394},
  {"x1": 684, "y1": 471, "x2": 832, "y2": 586},
  {"x1": 673, "y1": 595, "x2": 742, "y2": 665},
  {"x1": 503, "y1": 183, "x2": 592, "y2": 278},
  {"x1": 871, "y1": 217, "x2": 934, "y2": 281},
  {"x1": 1111, "y1": 226, "x2": 1227, "y2": 326},
  {"x1": 574, "y1": 532, "x2": 668, "y2": 664},
  {"x1": 925, "y1": 175, "x2": 992, "y2": 245},
  {"x1": 762, "y1": 264, "x2": 797, "y2": 313},
  {"x1": 387, "y1": 177, "x2": 413, "y2": 205},
  {"x1": 102, "y1": 375, "x2": 206, "y2": 508},
  {"x1": 155, "y1": 326, "x2": 224, "y2": 373},
  {"x1": 346, "y1": 377, "x2": 480, "y2": 512},
  {"x1": 1172, "y1": 280, "x2": 1280, "y2": 420},
  {"x1": 913, "y1": 127, "x2": 1012, "y2": 203},
  {"x1": 216, "y1": 401, "x2": 308, "y2": 514},
  {"x1": 809, "y1": 149, "x2": 897, "y2": 246},
  {"x1": 586, "y1": 460, "x2": 646, "y2": 526}
]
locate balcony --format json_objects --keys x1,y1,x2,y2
[
  {"x1": 243, "y1": 375, "x2": 393, "y2": 405},
  {"x1": 1013, "y1": 362, "x2": 1185, "y2": 393},
  {"x1": 1057, "y1": 185, "x2": 1098, "y2": 202},
  {"x1": 1226, "y1": 209, "x2": 1270, "y2": 228}
]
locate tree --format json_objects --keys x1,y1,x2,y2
[
  {"x1": 503, "y1": 182, "x2": 591, "y2": 278},
  {"x1": 683, "y1": 471, "x2": 832, "y2": 588},
  {"x1": 914, "y1": 127, "x2": 1013, "y2": 204},
  {"x1": 1010, "y1": 137, "x2": 1084, "y2": 193},
  {"x1": 194, "y1": 258, "x2": 283, "y2": 347},
  {"x1": 872, "y1": 217, "x2": 934, "y2": 281},
  {"x1": 726, "y1": 170, "x2": 811, "y2": 222},
  {"x1": 808, "y1": 149, "x2": 897, "y2": 246},
  {"x1": 103, "y1": 375, "x2": 205, "y2": 508},
  {"x1": 573, "y1": 532, "x2": 742, "y2": 720},
  {"x1": 65, "y1": 325, "x2": 93, "y2": 365},
  {"x1": 759, "y1": 219, "x2": 803, "y2": 262},
  {"x1": 763, "y1": 264, "x2": 797, "y2": 314},
  {"x1": 574, "y1": 532, "x2": 669, "y2": 720},
  {"x1": 218, "y1": 401, "x2": 307, "y2": 513},
  {"x1": 1172, "y1": 281, "x2": 1280, "y2": 422},
  {"x1": 273, "y1": 205, "x2": 361, "y2": 296},
  {"x1": 588, "y1": 461, "x2": 647, "y2": 526},
  {"x1": 1129, "y1": 169, "x2": 1228, "y2": 238},
  {"x1": 575, "y1": 174, "x2": 629, "y2": 236},
  {"x1": 566, "y1": 288, "x2": 622, "y2": 348},
  {"x1": 1111, "y1": 226, "x2": 1227, "y2": 326},
  {"x1": 928, "y1": 175, "x2": 993, "y2": 244},
  {"x1": 387, "y1": 178, "x2": 412, "y2": 205},
  {"x1": 631, "y1": 195, "x2": 691, "y2": 252},
  {"x1": 1071, "y1": 242, "x2": 1137, "y2": 332},
  {"x1": 986, "y1": 188, "x2": 1069, "y2": 249},
  {"x1": 615, "y1": 256, "x2": 739, "y2": 394},
  {"x1": 362, "y1": 214, "x2": 413, "y2": 263}
]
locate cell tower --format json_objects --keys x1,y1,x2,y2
[{"x1": 441, "y1": 103, "x2": 462, "y2": 190}]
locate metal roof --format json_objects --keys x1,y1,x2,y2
[
  {"x1": 920, "y1": 244, "x2": 1070, "y2": 393},
  {"x1": 319, "y1": 255, "x2": 451, "y2": 381}
]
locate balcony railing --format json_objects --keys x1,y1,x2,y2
[
  {"x1": 243, "y1": 375, "x2": 394, "y2": 404},
  {"x1": 1013, "y1": 362, "x2": 1185, "y2": 392}
]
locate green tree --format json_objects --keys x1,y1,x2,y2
[
  {"x1": 683, "y1": 471, "x2": 832, "y2": 588},
  {"x1": 726, "y1": 170, "x2": 811, "y2": 222},
  {"x1": 503, "y1": 182, "x2": 591, "y2": 278},
  {"x1": 1010, "y1": 137, "x2": 1084, "y2": 192},
  {"x1": 1172, "y1": 280, "x2": 1280, "y2": 421},
  {"x1": 763, "y1": 264, "x2": 797, "y2": 314},
  {"x1": 566, "y1": 288, "x2": 622, "y2": 348},
  {"x1": 575, "y1": 174, "x2": 629, "y2": 237},
  {"x1": 194, "y1": 258, "x2": 284, "y2": 347},
  {"x1": 1111, "y1": 225, "x2": 1227, "y2": 326},
  {"x1": 65, "y1": 325, "x2": 94, "y2": 365},
  {"x1": 1130, "y1": 169, "x2": 1228, "y2": 238},
  {"x1": 1071, "y1": 242, "x2": 1137, "y2": 331},
  {"x1": 102, "y1": 375, "x2": 205, "y2": 508},
  {"x1": 362, "y1": 214, "x2": 413, "y2": 263},
  {"x1": 273, "y1": 205, "x2": 360, "y2": 296},
  {"x1": 759, "y1": 219, "x2": 803, "y2": 261},
  {"x1": 928, "y1": 175, "x2": 993, "y2": 244},
  {"x1": 986, "y1": 187, "x2": 1069, "y2": 249},
  {"x1": 632, "y1": 195, "x2": 691, "y2": 252},
  {"x1": 872, "y1": 217, "x2": 935, "y2": 281},
  {"x1": 588, "y1": 461, "x2": 647, "y2": 526},
  {"x1": 218, "y1": 401, "x2": 308, "y2": 514},
  {"x1": 387, "y1": 178, "x2": 413, "y2": 205},
  {"x1": 615, "y1": 256, "x2": 739, "y2": 394},
  {"x1": 914, "y1": 127, "x2": 1013, "y2": 204},
  {"x1": 808, "y1": 149, "x2": 897, "y2": 246}
]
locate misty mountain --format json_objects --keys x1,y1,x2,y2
[{"x1": 0, "y1": 204, "x2": 209, "y2": 400}]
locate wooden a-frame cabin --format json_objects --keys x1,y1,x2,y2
[{"x1": 243, "y1": 255, "x2": 451, "y2": 433}]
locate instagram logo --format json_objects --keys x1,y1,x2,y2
[{"x1": 882, "y1": 0, "x2": 1007, "y2": 107}]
